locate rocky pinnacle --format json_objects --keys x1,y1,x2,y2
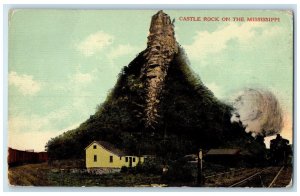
[{"x1": 141, "y1": 10, "x2": 178, "y2": 129}]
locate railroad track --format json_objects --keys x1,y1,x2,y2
[
  {"x1": 229, "y1": 166, "x2": 286, "y2": 187},
  {"x1": 204, "y1": 168, "x2": 244, "y2": 179},
  {"x1": 268, "y1": 166, "x2": 284, "y2": 187},
  {"x1": 204, "y1": 167, "x2": 260, "y2": 187},
  {"x1": 268, "y1": 166, "x2": 292, "y2": 187}
]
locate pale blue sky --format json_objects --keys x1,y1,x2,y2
[{"x1": 8, "y1": 10, "x2": 293, "y2": 151}]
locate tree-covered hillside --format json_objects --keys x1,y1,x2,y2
[
  {"x1": 46, "y1": 48, "x2": 263, "y2": 160},
  {"x1": 46, "y1": 11, "x2": 266, "y2": 161}
]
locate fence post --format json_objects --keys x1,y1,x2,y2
[{"x1": 197, "y1": 149, "x2": 203, "y2": 186}]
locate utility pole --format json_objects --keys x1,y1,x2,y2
[
  {"x1": 197, "y1": 148, "x2": 203, "y2": 186},
  {"x1": 163, "y1": 122, "x2": 167, "y2": 145}
]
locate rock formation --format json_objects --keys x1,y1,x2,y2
[{"x1": 141, "y1": 10, "x2": 179, "y2": 129}]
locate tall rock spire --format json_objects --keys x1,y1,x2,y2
[{"x1": 141, "y1": 10, "x2": 178, "y2": 129}]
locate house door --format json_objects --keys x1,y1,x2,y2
[{"x1": 129, "y1": 157, "x2": 132, "y2": 167}]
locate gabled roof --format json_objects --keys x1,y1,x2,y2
[
  {"x1": 206, "y1": 149, "x2": 240, "y2": 155},
  {"x1": 85, "y1": 141, "x2": 127, "y2": 157}
]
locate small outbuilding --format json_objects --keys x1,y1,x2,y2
[
  {"x1": 85, "y1": 141, "x2": 145, "y2": 169},
  {"x1": 205, "y1": 148, "x2": 241, "y2": 166}
]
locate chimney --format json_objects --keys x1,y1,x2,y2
[{"x1": 142, "y1": 10, "x2": 178, "y2": 129}]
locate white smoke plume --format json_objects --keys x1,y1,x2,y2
[{"x1": 230, "y1": 88, "x2": 283, "y2": 137}]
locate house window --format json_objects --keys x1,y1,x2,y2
[
  {"x1": 93, "y1": 145, "x2": 97, "y2": 149},
  {"x1": 133, "y1": 157, "x2": 136, "y2": 162},
  {"x1": 94, "y1": 155, "x2": 97, "y2": 162},
  {"x1": 110, "y1": 156, "x2": 113, "y2": 163},
  {"x1": 125, "y1": 157, "x2": 128, "y2": 162}
]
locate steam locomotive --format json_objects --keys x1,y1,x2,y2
[{"x1": 269, "y1": 134, "x2": 292, "y2": 166}]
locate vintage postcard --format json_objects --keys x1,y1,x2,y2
[{"x1": 8, "y1": 9, "x2": 293, "y2": 188}]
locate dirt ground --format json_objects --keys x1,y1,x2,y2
[{"x1": 8, "y1": 163, "x2": 161, "y2": 187}]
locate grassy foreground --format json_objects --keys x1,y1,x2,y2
[{"x1": 8, "y1": 163, "x2": 161, "y2": 187}]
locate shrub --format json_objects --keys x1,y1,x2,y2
[
  {"x1": 161, "y1": 158, "x2": 194, "y2": 183},
  {"x1": 124, "y1": 158, "x2": 163, "y2": 175},
  {"x1": 120, "y1": 166, "x2": 128, "y2": 173}
]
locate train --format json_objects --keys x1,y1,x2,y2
[
  {"x1": 8, "y1": 147, "x2": 48, "y2": 167},
  {"x1": 269, "y1": 134, "x2": 292, "y2": 166}
]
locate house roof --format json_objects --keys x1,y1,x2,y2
[
  {"x1": 206, "y1": 149, "x2": 240, "y2": 155},
  {"x1": 86, "y1": 141, "x2": 127, "y2": 157}
]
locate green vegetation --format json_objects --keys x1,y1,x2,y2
[
  {"x1": 46, "y1": 47, "x2": 266, "y2": 163},
  {"x1": 8, "y1": 163, "x2": 161, "y2": 187},
  {"x1": 161, "y1": 158, "x2": 195, "y2": 184},
  {"x1": 48, "y1": 171, "x2": 161, "y2": 187},
  {"x1": 122, "y1": 158, "x2": 164, "y2": 175}
]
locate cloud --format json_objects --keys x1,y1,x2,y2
[
  {"x1": 264, "y1": 135, "x2": 277, "y2": 149},
  {"x1": 183, "y1": 22, "x2": 267, "y2": 63},
  {"x1": 9, "y1": 122, "x2": 80, "y2": 152},
  {"x1": 76, "y1": 31, "x2": 114, "y2": 57},
  {"x1": 9, "y1": 71, "x2": 41, "y2": 96},
  {"x1": 8, "y1": 107, "x2": 79, "y2": 151},
  {"x1": 73, "y1": 71, "x2": 93, "y2": 84},
  {"x1": 264, "y1": 112, "x2": 293, "y2": 148},
  {"x1": 106, "y1": 44, "x2": 138, "y2": 61},
  {"x1": 8, "y1": 69, "x2": 96, "y2": 151},
  {"x1": 9, "y1": 108, "x2": 69, "y2": 134},
  {"x1": 230, "y1": 89, "x2": 283, "y2": 137}
]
